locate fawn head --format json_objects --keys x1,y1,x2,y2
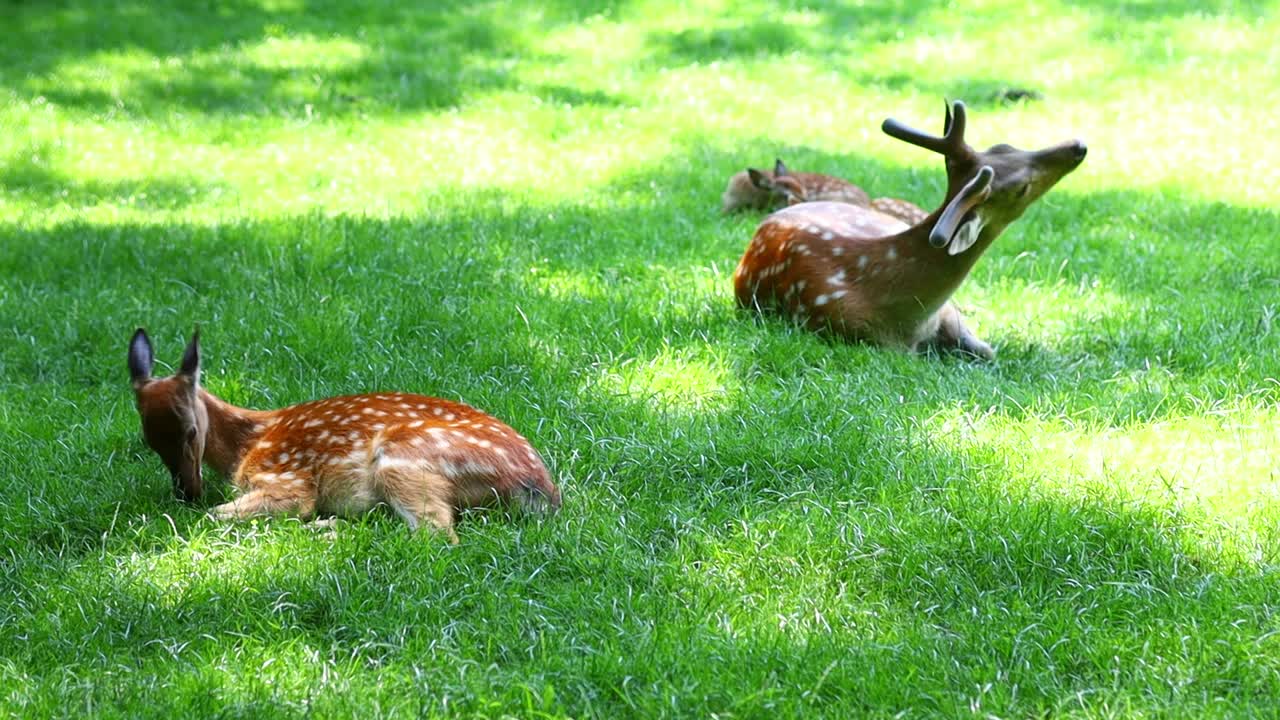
[
  {"x1": 128, "y1": 328, "x2": 208, "y2": 501},
  {"x1": 747, "y1": 158, "x2": 806, "y2": 205},
  {"x1": 882, "y1": 100, "x2": 1086, "y2": 255}
]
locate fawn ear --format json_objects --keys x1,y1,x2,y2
[
  {"x1": 179, "y1": 328, "x2": 200, "y2": 385},
  {"x1": 930, "y1": 166, "x2": 993, "y2": 250},
  {"x1": 747, "y1": 168, "x2": 774, "y2": 191},
  {"x1": 128, "y1": 328, "x2": 154, "y2": 387},
  {"x1": 773, "y1": 158, "x2": 789, "y2": 176}
]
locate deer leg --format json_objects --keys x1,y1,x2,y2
[
  {"x1": 931, "y1": 302, "x2": 995, "y2": 360},
  {"x1": 211, "y1": 488, "x2": 317, "y2": 521},
  {"x1": 377, "y1": 466, "x2": 460, "y2": 544}
]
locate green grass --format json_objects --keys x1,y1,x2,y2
[{"x1": 2, "y1": 0, "x2": 1280, "y2": 717}]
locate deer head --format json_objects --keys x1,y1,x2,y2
[
  {"x1": 882, "y1": 100, "x2": 1087, "y2": 255},
  {"x1": 128, "y1": 328, "x2": 209, "y2": 501},
  {"x1": 746, "y1": 158, "x2": 807, "y2": 205}
]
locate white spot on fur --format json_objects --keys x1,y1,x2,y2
[
  {"x1": 886, "y1": 245, "x2": 898, "y2": 260},
  {"x1": 831, "y1": 290, "x2": 848, "y2": 300},
  {"x1": 303, "y1": 418, "x2": 323, "y2": 428},
  {"x1": 828, "y1": 270, "x2": 846, "y2": 285},
  {"x1": 814, "y1": 294, "x2": 830, "y2": 306},
  {"x1": 857, "y1": 255, "x2": 869, "y2": 269},
  {"x1": 277, "y1": 452, "x2": 290, "y2": 464},
  {"x1": 821, "y1": 231, "x2": 833, "y2": 241},
  {"x1": 377, "y1": 456, "x2": 422, "y2": 471},
  {"x1": 408, "y1": 420, "x2": 424, "y2": 428}
]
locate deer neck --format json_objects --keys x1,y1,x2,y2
[
  {"x1": 891, "y1": 204, "x2": 1003, "y2": 311},
  {"x1": 199, "y1": 389, "x2": 274, "y2": 476}
]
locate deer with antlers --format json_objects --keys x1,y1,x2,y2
[
  {"x1": 127, "y1": 329, "x2": 560, "y2": 542},
  {"x1": 733, "y1": 101, "x2": 1086, "y2": 358}
]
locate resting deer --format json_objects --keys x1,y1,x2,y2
[
  {"x1": 127, "y1": 328, "x2": 560, "y2": 542},
  {"x1": 723, "y1": 158, "x2": 928, "y2": 225},
  {"x1": 721, "y1": 159, "x2": 871, "y2": 213},
  {"x1": 733, "y1": 100, "x2": 1086, "y2": 358}
]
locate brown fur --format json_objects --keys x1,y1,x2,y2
[
  {"x1": 733, "y1": 101, "x2": 1086, "y2": 358},
  {"x1": 721, "y1": 159, "x2": 871, "y2": 213},
  {"x1": 128, "y1": 329, "x2": 559, "y2": 542}
]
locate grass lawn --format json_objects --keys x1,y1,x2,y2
[{"x1": 3, "y1": 0, "x2": 1280, "y2": 717}]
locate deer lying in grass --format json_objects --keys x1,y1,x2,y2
[
  {"x1": 721, "y1": 159, "x2": 870, "y2": 213},
  {"x1": 733, "y1": 101, "x2": 1086, "y2": 358},
  {"x1": 128, "y1": 329, "x2": 560, "y2": 542},
  {"x1": 722, "y1": 158, "x2": 928, "y2": 226}
]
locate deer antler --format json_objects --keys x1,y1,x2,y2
[{"x1": 882, "y1": 100, "x2": 970, "y2": 157}]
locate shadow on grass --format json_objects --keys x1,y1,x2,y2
[{"x1": 0, "y1": 0, "x2": 612, "y2": 116}]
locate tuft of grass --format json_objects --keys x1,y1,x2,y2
[{"x1": 2, "y1": 0, "x2": 1279, "y2": 717}]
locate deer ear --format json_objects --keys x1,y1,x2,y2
[
  {"x1": 773, "y1": 158, "x2": 789, "y2": 176},
  {"x1": 947, "y1": 214, "x2": 987, "y2": 255},
  {"x1": 930, "y1": 166, "x2": 994, "y2": 250},
  {"x1": 128, "y1": 328, "x2": 154, "y2": 386},
  {"x1": 179, "y1": 328, "x2": 200, "y2": 385},
  {"x1": 747, "y1": 168, "x2": 774, "y2": 191}
]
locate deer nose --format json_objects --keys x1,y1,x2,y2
[{"x1": 1069, "y1": 140, "x2": 1087, "y2": 161}]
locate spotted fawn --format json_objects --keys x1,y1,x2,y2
[
  {"x1": 722, "y1": 158, "x2": 872, "y2": 213},
  {"x1": 128, "y1": 328, "x2": 560, "y2": 542}
]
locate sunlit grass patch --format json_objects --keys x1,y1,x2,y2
[
  {"x1": 593, "y1": 346, "x2": 738, "y2": 412},
  {"x1": 928, "y1": 402, "x2": 1280, "y2": 558}
]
